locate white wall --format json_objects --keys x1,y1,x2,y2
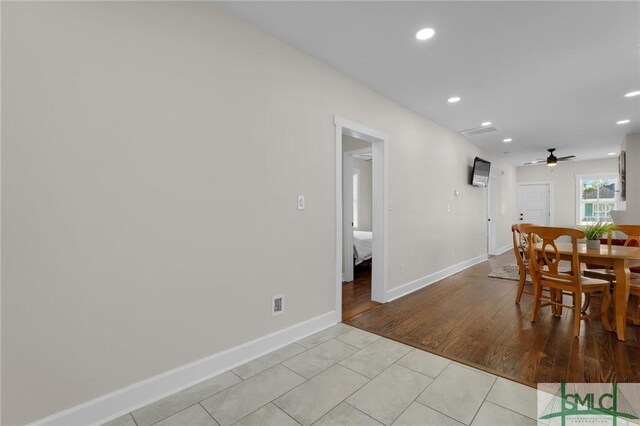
[
  {"x1": 619, "y1": 133, "x2": 640, "y2": 221},
  {"x1": 516, "y1": 158, "x2": 619, "y2": 227},
  {"x1": 353, "y1": 158, "x2": 372, "y2": 231},
  {"x1": 1, "y1": 3, "x2": 517, "y2": 424}
]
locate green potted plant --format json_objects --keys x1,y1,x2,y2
[{"x1": 582, "y1": 221, "x2": 616, "y2": 249}]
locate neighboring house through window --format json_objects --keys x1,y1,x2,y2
[{"x1": 576, "y1": 173, "x2": 618, "y2": 225}]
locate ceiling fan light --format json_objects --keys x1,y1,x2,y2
[{"x1": 546, "y1": 148, "x2": 558, "y2": 166}]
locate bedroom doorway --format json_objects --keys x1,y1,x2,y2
[
  {"x1": 334, "y1": 116, "x2": 388, "y2": 321},
  {"x1": 342, "y1": 143, "x2": 378, "y2": 319}
]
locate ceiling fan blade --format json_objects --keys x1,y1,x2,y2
[
  {"x1": 524, "y1": 159, "x2": 544, "y2": 165},
  {"x1": 557, "y1": 155, "x2": 576, "y2": 161}
]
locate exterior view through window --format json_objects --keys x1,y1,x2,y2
[{"x1": 577, "y1": 175, "x2": 617, "y2": 224}]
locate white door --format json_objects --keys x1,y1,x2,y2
[{"x1": 518, "y1": 184, "x2": 550, "y2": 225}]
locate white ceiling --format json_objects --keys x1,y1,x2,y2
[{"x1": 220, "y1": 1, "x2": 640, "y2": 166}]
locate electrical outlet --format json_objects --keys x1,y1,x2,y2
[
  {"x1": 272, "y1": 295, "x2": 284, "y2": 316},
  {"x1": 297, "y1": 196, "x2": 305, "y2": 210}
]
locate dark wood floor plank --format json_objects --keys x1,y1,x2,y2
[
  {"x1": 342, "y1": 263, "x2": 379, "y2": 321},
  {"x1": 344, "y1": 252, "x2": 640, "y2": 387}
]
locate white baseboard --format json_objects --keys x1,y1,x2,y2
[
  {"x1": 493, "y1": 244, "x2": 512, "y2": 256},
  {"x1": 30, "y1": 311, "x2": 340, "y2": 426},
  {"x1": 386, "y1": 254, "x2": 488, "y2": 302}
]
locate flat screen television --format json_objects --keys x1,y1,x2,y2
[{"x1": 471, "y1": 157, "x2": 491, "y2": 187}]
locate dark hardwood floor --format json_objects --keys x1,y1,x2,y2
[
  {"x1": 342, "y1": 262, "x2": 380, "y2": 321},
  {"x1": 344, "y1": 252, "x2": 640, "y2": 387}
]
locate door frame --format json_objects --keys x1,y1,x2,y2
[
  {"x1": 487, "y1": 175, "x2": 498, "y2": 255},
  {"x1": 334, "y1": 116, "x2": 388, "y2": 316},
  {"x1": 517, "y1": 181, "x2": 555, "y2": 226},
  {"x1": 343, "y1": 147, "x2": 373, "y2": 283}
]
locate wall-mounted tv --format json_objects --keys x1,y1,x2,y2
[{"x1": 471, "y1": 157, "x2": 491, "y2": 187}]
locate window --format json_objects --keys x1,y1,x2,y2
[
  {"x1": 353, "y1": 169, "x2": 359, "y2": 229},
  {"x1": 576, "y1": 174, "x2": 618, "y2": 225}
]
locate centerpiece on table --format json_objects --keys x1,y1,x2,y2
[{"x1": 582, "y1": 221, "x2": 616, "y2": 249}]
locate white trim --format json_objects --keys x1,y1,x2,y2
[
  {"x1": 487, "y1": 176, "x2": 497, "y2": 254},
  {"x1": 29, "y1": 311, "x2": 339, "y2": 426},
  {"x1": 574, "y1": 172, "x2": 618, "y2": 225},
  {"x1": 386, "y1": 254, "x2": 488, "y2": 302},
  {"x1": 344, "y1": 147, "x2": 373, "y2": 156},
  {"x1": 494, "y1": 244, "x2": 512, "y2": 256},
  {"x1": 343, "y1": 153, "x2": 355, "y2": 282},
  {"x1": 517, "y1": 181, "x2": 555, "y2": 226},
  {"x1": 335, "y1": 116, "x2": 389, "y2": 311}
]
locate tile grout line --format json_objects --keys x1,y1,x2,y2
[
  {"x1": 273, "y1": 361, "x2": 370, "y2": 424},
  {"x1": 147, "y1": 402, "x2": 205, "y2": 426},
  {"x1": 345, "y1": 355, "x2": 429, "y2": 425},
  {"x1": 412, "y1": 400, "x2": 465, "y2": 425},
  {"x1": 343, "y1": 401, "x2": 385, "y2": 426},
  {"x1": 280, "y1": 339, "x2": 362, "y2": 381},
  {"x1": 142, "y1": 371, "x2": 249, "y2": 426},
  {"x1": 199, "y1": 402, "x2": 220, "y2": 426},
  {"x1": 482, "y1": 400, "x2": 538, "y2": 423},
  {"x1": 231, "y1": 344, "x2": 307, "y2": 381},
  {"x1": 386, "y1": 365, "x2": 437, "y2": 425},
  {"x1": 402, "y1": 360, "x2": 491, "y2": 425},
  {"x1": 297, "y1": 325, "x2": 353, "y2": 350},
  {"x1": 467, "y1": 375, "x2": 499, "y2": 425},
  {"x1": 279, "y1": 338, "x2": 412, "y2": 426},
  {"x1": 301, "y1": 368, "x2": 371, "y2": 426},
  {"x1": 129, "y1": 413, "x2": 139, "y2": 426}
]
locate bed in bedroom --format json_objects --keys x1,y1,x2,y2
[{"x1": 353, "y1": 231, "x2": 373, "y2": 265}]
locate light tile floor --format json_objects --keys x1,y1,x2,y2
[{"x1": 104, "y1": 324, "x2": 538, "y2": 426}]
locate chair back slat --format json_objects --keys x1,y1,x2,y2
[
  {"x1": 527, "y1": 226, "x2": 585, "y2": 291},
  {"x1": 512, "y1": 223, "x2": 535, "y2": 268},
  {"x1": 615, "y1": 225, "x2": 640, "y2": 247}
]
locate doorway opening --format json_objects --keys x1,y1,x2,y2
[
  {"x1": 343, "y1": 142, "x2": 378, "y2": 319},
  {"x1": 334, "y1": 117, "x2": 388, "y2": 322}
]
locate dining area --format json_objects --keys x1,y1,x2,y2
[{"x1": 512, "y1": 223, "x2": 640, "y2": 342}]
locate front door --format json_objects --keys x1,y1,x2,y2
[{"x1": 518, "y1": 184, "x2": 550, "y2": 225}]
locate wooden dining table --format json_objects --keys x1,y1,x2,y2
[{"x1": 536, "y1": 242, "x2": 640, "y2": 341}]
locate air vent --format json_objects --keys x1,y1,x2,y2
[{"x1": 459, "y1": 125, "x2": 499, "y2": 137}]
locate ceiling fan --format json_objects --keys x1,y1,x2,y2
[{"x1": 524, "y1": 148, "x2": 576, "y2": 166}]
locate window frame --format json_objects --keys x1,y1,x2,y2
[{"x1": 575, "y1": 172, "x2": 618, "y2": 225}]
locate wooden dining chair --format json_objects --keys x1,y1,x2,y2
[
  {"x1": 512, "y1": 223, "x2": 535, "y2": 304},
  {"x1": 528, "y1": 226, "x2": 611, "y2": 337},
  {"x1": 584, "y1": 224, "x2": 640, "y2": 282}
]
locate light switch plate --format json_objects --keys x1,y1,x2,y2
[{"x1": 297, "y1": 195, "x2": 305, "y2": 210}]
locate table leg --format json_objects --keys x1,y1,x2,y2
[{"x1": 613, "y1": 260, "x2": 631, "y2": 341}]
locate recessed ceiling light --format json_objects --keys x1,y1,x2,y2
[
  {"x1": 503, "y1": 138, "x2": 512, "y2": 143},
  {"x1": 481, "y1": 121, "x2": 492, "y2": 127},
  {"x1": 617, "y1": 119, "x2": 630, "y2": 125},
  {"x1": 608, "y1": 152, "x2": 617, "y2": 156},
  {"x1": 415, "y1": 28, "x2": 435, "y2": 41},
  {"x1": 624, "y1": 90, "x2": 640, "y2": 97},
  {"x1": 448, "y1": 96, "x2": 461, "y2": 103}
]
